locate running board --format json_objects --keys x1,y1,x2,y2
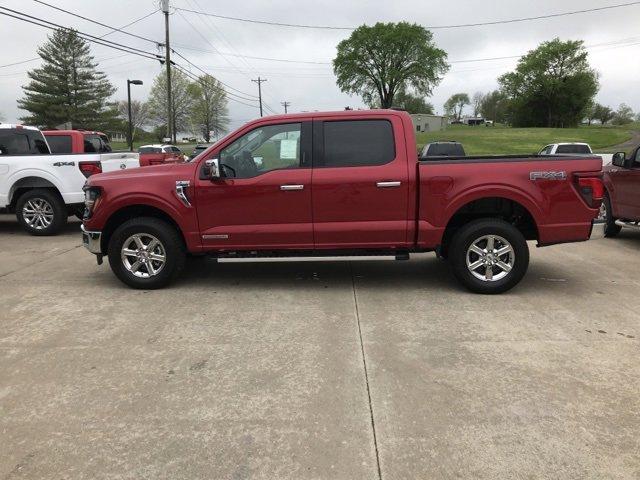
[
  {"x1": 217, "y1": 255, "x2": 405, "y2": 263},
  {"x1": 615, "y1": 220, "x2": 640, "y2": 229}
]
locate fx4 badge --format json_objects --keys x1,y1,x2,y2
[{"x1": 530, "y1": 171, "x2": 567, "y2": 181}]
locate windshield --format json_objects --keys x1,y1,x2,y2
[
  {"x1": 139, "y1": 147, "x2": 161, "y2": 154},
  {"x1": 423, "y1": 143, "x2": 465, "y2": 157},
  {"x1": 556, "y1": 144, "x2": 591, "y2": 154}
]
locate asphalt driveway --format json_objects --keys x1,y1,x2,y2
[{"x1": 1, "y1": 214, "x2": 639, "y2": 479}]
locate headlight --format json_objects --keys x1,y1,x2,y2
[{"x1": 83, "y1": 186, "x2": 101, "y2": 218}]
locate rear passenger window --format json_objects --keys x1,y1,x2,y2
[
  {"x1": 45, "y1": 135, "x2": 72, "y2": 154},
  {"x1": 322, "y1": 120, "x2": 395, "y2": 167}
]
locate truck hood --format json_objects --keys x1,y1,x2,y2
[{"x1": 86, "y1": 161, "x2": 197, "y2": 186}]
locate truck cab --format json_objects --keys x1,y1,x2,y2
[
  {"x1": 43, "y1": 130, "x2": 112, "y2": 154},
  {"x1": 600, "y1": 146, "x2": 640, "y2": 236}
]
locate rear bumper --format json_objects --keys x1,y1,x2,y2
[{"x1": 81, "y1": 224, "x2": 103, "y2": 254}]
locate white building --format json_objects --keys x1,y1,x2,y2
[{"x1": 410, "y1": 114, "x2": 448, "y2": 133}]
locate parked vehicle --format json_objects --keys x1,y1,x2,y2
[
  {"x1": 81, "y1": 110, "x2": 604, "y2": 294},
  {"x1": 0, "y1": 124, "x2": 140, "y2": 235},
  {"x1": 138, "y1": 144, "x2": 185, "y2": 166},
  {"x1": 43, "y1": 130, "x2": 112, "y2": 154},
  {"x1": 188, "y1": 144, "x2": 210, "y2": 160},
  {"x1": 538, "y1": 143, "x2": 593, "y2": 155},
  {"x1": 420, "y1": 141, "x2": 465, "y2": 158},
  {"x1": 600, "y1": 146, "x2": 640, "y2": 236}
]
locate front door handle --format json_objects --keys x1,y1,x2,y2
[
  {"x1": 376, "y1": 181, "x2": 401, "y2": 188},
  {"x1": 280, "y1": 184, "x2": 304, "y2": 191}
]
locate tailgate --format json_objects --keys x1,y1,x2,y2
[{"x1": 99, "y1": 152, "x2": 140, "y2": 172}]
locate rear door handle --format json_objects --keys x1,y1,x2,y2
[
  {"x1": 280, "y1": 184, "x2": 304, "y2": 191},
  {"x1": 376, "y1": 181, "x2": 401, "y2": 188}
]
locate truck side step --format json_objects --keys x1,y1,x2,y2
[
  {"x1": 615, "y1": 220, "x2": 640, "y2": 229},
  {"x1": 217, "y1": 255, "x2": 403, "y2": 263}
]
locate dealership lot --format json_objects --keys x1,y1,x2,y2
[{"x1": 1, "y1": 214, "x2": 639, "y2": 479}]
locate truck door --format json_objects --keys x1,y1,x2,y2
[
  {"x1": 311, "y1": 116, "x2": 410, "y2": 248},
  {"x1": 195, "y1": 121, "x2": 313, "y2": 250},
  {"x1": 612, "y1": 148, "x2": 640, "y2": 218}
]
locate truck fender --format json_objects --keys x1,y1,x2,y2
[{"x1": 6, "y1": 168, "x2": 67, "y2": 204}]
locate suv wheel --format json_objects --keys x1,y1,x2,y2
[
  {"x1": 449, "y1": 218, "x2": 529, "y2": 294},
  {"x1": 601, "y1": 194, "x2": 621, "y2": 238},
  {"x1": 108, "y1": 217, "x2": 185, "y2": 289},
  {"x1": 16, "y1": 189, "x2": 67, "y2": 236}
]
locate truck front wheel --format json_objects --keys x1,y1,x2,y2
[
  {"x1": 107, "y1": 217, "x2": 186, "y2": 289},
  {"x1": 448, "y1": 218, "x2": 529, "y2": 294}
]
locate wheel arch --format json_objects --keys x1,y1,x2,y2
[{"x1": 9, "y1": 176, "x2": 62, "y2": 207}]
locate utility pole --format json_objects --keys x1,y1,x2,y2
[
  {"x1": 281, "y1": 101, "x2": 290, "y2": 114},
  {"x1": 162, "y1": 0, "x2": 173, "y2": 143},
  {"x1": 252, "y1": 77, "x2": 267, "y2": 117}
]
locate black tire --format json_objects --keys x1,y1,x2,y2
[
  {"x1": 602, "y1": 194, "x2": 621, "y2": 238},
  {"x1": 448, "y1": 218, "x2": 529, "y2": 294},
  {"x1": 107, "y1": 217, "x2": 186, "y2": 289},
  {"x1": 15, "y1": 188, "x2": 67, "y2": 236}
]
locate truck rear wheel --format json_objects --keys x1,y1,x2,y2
[
  {"x1": 15, "y1": 188, "x2": 67, "y2": 236},
  {"x1": 448, "y1": 218, "x2": 529, "y2": 294},
  {"x1": 107, "y1": 217, "x2": 186, "y2": 289},
  {"x1": 601, "y1": 194, "x2": 621, "y2": 238}
]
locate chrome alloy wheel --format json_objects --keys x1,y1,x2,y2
[
  {"x1": 466, "y1": 234, "x2": 515, "y2": 282},
  {"x1": 22, "y1": 198, "x2": 54, "y2": 230},
  {"x1": 120, "y1": 233, "x2": 166, "y2": 278}
]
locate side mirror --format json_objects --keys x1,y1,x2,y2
[
  {"x1": 205, "y1": 158, "x2": 221, "y2": 180},
  {"x1": 612, "y1": 152, "x2": 626, "y2": 168}
]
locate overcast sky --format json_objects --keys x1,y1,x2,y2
[{"x1": 1, "y1": 0, "x2": 639, "y2": 131}]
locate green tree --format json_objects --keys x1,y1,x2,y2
[
  {"x1": 117, "y1": 100, "x2": 150, "y2": 144},
  {"x1": 612, "y1": 103, "x2": 635, "y2": 125},
  {"x1": 187, "y1": 75, "x2": 229, "y2": 142},
  {"x1": 584, "y1": 101, "x2": 596, "y2": 125},
  {"x1": 472, "y1": 92, "x2": 484, "y2": 117},
  {"x1": 479, "y1": 90, "x2": 509, "y2": 123},
  {"x1": 333, "y1": 22, "x2": 448, "y2": 108},
  {"x1": 392, "y1": 88, "x2": 434, "y2": 114},
  {"x1": 444, "y1": 93, "x2": 470, "y2": 120},
  {"x1": 593, "y1": 103, "x2": 614, "y2": 125},
  {"x1": 147, "y1": 68, "x2": 193, "y2": 143},
  {"x1": 18, "y1": 29, "x2": 117, "y2": 129},
  {"x1": 498, "y1": 38, "x2": 598, "y2": 127}
]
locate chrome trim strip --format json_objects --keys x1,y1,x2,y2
[
  {"x1": 615, "y1": 220, "x2": 640, "y2": 229},
  {"x1": 376, "y1": 181, "x2": 401, "y2": 188},
  {"x1": 175, "y1": 180, "x2": 191, "y2": 207},
  {"x1": 203, "y1": 234, "x2": 229, "y2": 239},
  {"x1": 280, "y1": 184, "x2": 304, "y2": 191},
  {"x1": 81, "y1": 224, "x2": 102, "y2": 254}
]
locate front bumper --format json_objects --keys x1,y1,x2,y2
[
  {"x1": 81, "y1": 224, "x2": 103, "y2": 254},
  {"x1": 589, "y1": 220, "x2": 605, "y2": 240}
]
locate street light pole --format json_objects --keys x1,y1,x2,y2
[{"x1": 126, "y1": 79, "x2": 143, "y2": 152}]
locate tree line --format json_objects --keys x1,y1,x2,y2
[
  {"x1": 333, "y1": 23, "x2": 638, "y2": 128},
  {"x1": 17, "y1": 29, "x2": 229, "y2": 144}
]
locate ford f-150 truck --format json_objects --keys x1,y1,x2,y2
[
  {"x1": 0, "y1": 124, "x2": 139, "y2": 235},
  {"x1": 43, "y1": 129, "x2": 113, "y2": 154},
  {"x1": 81, "y1": 110, "x2": 604, "y2": 294},
  {"x1": 600, "y1": 146, "x2": 640, "y2": 236}
]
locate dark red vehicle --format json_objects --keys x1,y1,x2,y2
[
  {"x1": 81, "y1": 110, "x2": 604, "y2": 293},
  {"x1": 600, "y1": 145, "x2": 640, "y2": 236},
  {"x1": 138, "y1": 144, "x2": 185, "y2": 167},
  {"x1": 43, "y1": 130, "x2": 112, "y2": 154}
]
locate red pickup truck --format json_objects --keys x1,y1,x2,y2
[
  {"x1": 138, "y1": 144, "x2": 185, "y2": 167},
  {"x1": 43, "y1": 130, "x2": 112, "y2": 154},
  {"x1": 81, "y1": 110, "x2": 604, "y2": 294},
  {"x1": 600, "y1": 145, "x2": 640, "y2": 236}
]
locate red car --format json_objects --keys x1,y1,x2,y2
[
  {"x1": 81, "y1": 110, "x2": 603, "y2": 293},
  {"x1": 138, "y1": 144, "x2": 185, "y2": 167},
  {"x1": 600, "y1": 145, "x2": 640, "y2": 236}
]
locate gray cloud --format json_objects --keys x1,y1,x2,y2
[{"x1": 0, "y1": 0, "x2": 638, "y2": 127}]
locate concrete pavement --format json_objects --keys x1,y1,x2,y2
[{"x1": 1, "y1": 214, "x2": 639, "y2": 479}]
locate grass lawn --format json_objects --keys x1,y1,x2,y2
[{"x1": 416, "y1": 124, "x2": 639, "y2": 156}]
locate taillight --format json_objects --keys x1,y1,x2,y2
[
  {"x1": 575, "y1": 175, "x2": 604, "y2": 208},
  {"x1": 79, "y1": 161, "x2": 102, "y2": 178}
]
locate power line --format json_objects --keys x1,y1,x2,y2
[
  {"x1": 31, "y1": 0, "x2": 160, "y2": 45},
  {"x1": 281, "y1": 101, "x2": 290, "y2": 113},
  {"x1": 175, "y1": 1, "x2": 640, "y2": 30},
  {"x1": 0, "y1": 7, "x2": 163, "y2": 61}
]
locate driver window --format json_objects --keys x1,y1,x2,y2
[{"x1": 219, "y1": 123, "x2": 301, "y2": 179}]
